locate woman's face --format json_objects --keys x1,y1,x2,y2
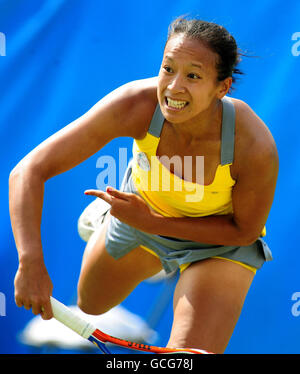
[{"x1": 157, "y1": 34, "x2": 231, "y2": 124}]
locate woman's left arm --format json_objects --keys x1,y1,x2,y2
[
  {"x1": 164, "y1": 141, "x2": 278, "y2": 246},
  {"x1": 86, "y1": 140, "x2": 278, "y2": 246},
  {"x1": 149, "y1": 107, "x2": 279, "y2": 245},
  {"x1": 86, "y1": 106, "x2": 279, "y2": 246}
]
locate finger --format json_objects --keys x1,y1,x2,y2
[
  {"x1": 106, "y1": 186, "x2": 128, "y2": 200},
  {"x1": 30, "y1": 298, "x2": 46, "y2": 316},
  {"x1": 40, "y1": 299, "x2": 53, "y2": 320},
  {"x1": 23, "y1": 303, "x2": 32, "y2": 310},
  {"x1": 84, "y1": 189, "x2": 113, "y2": 204},
  {"x1": 32, "y1": 303, "x2": 42, "y2": 316},
  {"x1": 15, "y1": 295, "x2": 23, "y2": 308}
]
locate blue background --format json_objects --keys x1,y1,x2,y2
[{"x1": 1, "y1": 0, "x2": 300, "y2": 354}]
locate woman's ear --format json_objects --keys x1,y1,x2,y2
[{"x1": 217, "y1": 77, "x2": 232, "y2": 98}]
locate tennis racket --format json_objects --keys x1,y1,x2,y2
[{"x1": 50, "y1": 296, "x2": 212, "y2": 354}]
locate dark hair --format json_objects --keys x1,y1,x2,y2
[{"x1": 167, "y1": 17, "x2": 244, "y2": 90}]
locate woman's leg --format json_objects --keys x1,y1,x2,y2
[
  {"x1": 77, "y1": 217, "x2": 163, "y2": 315},
  {"x1": 167, "y1": 257, "x2": 255, "y2": 353}
]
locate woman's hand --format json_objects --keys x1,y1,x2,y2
[
  {"x1": 14, "y1": 258, "x2": 53, "y2": 320},
  {"x1": 84, "y1": 186, "x2": 161, "y2": 233}
]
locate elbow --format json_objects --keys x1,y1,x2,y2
[
  {"x1": 9, "y1": 161, "x2": 45, "y2": 187},
  {"x1": 228, "y1": 216, "x2": 261, "y2": 247},
  {"x1": 9, "y1": 164, "x2": 23, "y2": 185},
  {"x1": 10, "y1": 157, "x2": 33, "y2": 177},
  {"x1": 9, "y1": 166, "x2": 25, "y2": 204},
  {"x1": 235, "y1": 230, "x2": 260, "y2": 247},
  {"x1": 9, "y1": 163, "x2": 25, "y2": 178},
  {"x1": 9, "y1": 162, "x2": 28, "y2": 183},
  {"x1": 240, "y1": 236, "x2": 259, "y2": 247}
]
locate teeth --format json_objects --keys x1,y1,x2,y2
[{"x1": 166, "y1": 97, "x2": 187, "y2": 109}]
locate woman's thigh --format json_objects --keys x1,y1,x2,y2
[
  {"x1": 77, "y1": 217, "x2": 163, "y2": 315},
  {"x1": 167, "y1": 257, "x2": 255, "y2": 354}
]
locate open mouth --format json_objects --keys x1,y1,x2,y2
[{"x1": 165, "y1": 97, "x2": 189, "y2": 110}]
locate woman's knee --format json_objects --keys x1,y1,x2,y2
[
  {"x1": 77, "y1": 291, "x2": 112, "y2": 315},
  {"x1": 77, "y1": 224, "x2": 116, "y2": 315},
  {"x1": 77, "y1": 256, "x2": 122, "y2": 315},
  {"x1": 77, "y1": 261, "x2": 112, "y2": 315},
  {"x1": 77, "y1": 237, "x2": 163, "y2": 316}
]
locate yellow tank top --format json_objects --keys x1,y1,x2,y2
[{"x1": 131, "y1": 97, "x2": 266, "y2": 236}]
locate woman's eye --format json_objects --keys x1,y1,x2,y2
[
  {"x1": 163, "y1": 66, "x2": 173, "y2": 73},
  {"x1": 188, "y1": 73, "x2": 201, "y2": 80}
]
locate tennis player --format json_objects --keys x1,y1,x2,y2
[{"x1": 9, "y1": 17, "x2": 278, "y2": 353}]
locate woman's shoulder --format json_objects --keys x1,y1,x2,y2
[
  {"x1": 122, "y1": 76, "x2": 157, "y2": 98},
  {"x1": 112, "y1": 77, "x2": 158, "y2": 139},
  {"x1": 229, "y1": 97, "x2": 278, "y2": 178},
  {"x1": 231, "y1": 97, "x2": 277, "y2": 157}
]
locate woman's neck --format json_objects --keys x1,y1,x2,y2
[{"x1": 170, "y1": 98, "x2": 222, "y2": 143}]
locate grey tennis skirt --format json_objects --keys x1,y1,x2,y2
[{"x1": 96, "y1": 160, "x2": 272, "y2": 274}]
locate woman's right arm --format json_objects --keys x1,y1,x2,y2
[{"x1": 9, "y1": 78, "x2": 157, "y2": 319}]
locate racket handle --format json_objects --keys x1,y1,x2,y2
[{"x1": 50, "y1": 296, "x2": 95, "y2": 339}]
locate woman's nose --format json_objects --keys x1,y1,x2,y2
[{"x1": 167, "y1": 74, "x2": 186, "y2": 94}]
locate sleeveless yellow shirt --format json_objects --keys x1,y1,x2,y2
[{"x1": 131, "y1": 97, "x2": 266, "y2": 236}]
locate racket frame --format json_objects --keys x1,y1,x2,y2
[{"x1": 50, "y1": 296, "x2": 212, "y2": 354}]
